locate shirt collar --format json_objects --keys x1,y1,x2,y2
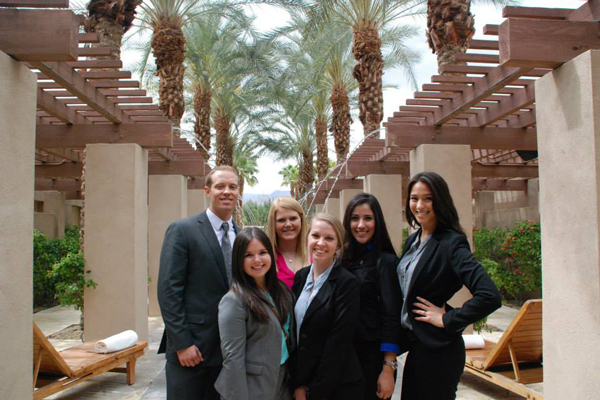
[
  {"x1": 206, "y1": 208, "x2": 233, "y2": 231},
  {"x1": 305, "y1": 260, "x2": 336, "y2": 288}
]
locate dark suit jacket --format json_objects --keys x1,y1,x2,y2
[
  {"x1": 290, "y1": 263, "x2": 363, "y2": 400},
  {"x1": 389, "y1": 228, "x2": 502, "y2": 350},
  {"x1": 157, "y1": 211, "x2": 238, "y2": 367}
]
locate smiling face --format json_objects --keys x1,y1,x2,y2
[
  {"x1": 308, "y1": 219, "x2": 340, "y2": 266},
  {"x1": 409, "y1": 181, "x2": 437, "y2": 231},
  {"x1": 204, "y1": 170, "x2": 240, "y2": 220},
  {"x1": 242, "y1": 238, "x2": 272, "y2": 290},
  {"x1": 275, "y1": 208, "x2": 302, "y2": 244},
  {"x1": 350, "y1": 203, "x2": 376, "y2": 244}
]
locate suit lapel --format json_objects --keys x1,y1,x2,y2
[
  {"x1": 406, "y1": 232, "x2": 439, "y2": 299},
  {"x1": 303, "y1": 264, "x2": 339, "y2": 322},
  {"x1": 196, "y1": 212, "x2": 229, "y2": 286}
]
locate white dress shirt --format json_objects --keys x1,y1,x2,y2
[{"x1": 206, "y1": 208, "x2": 235, "y2": 246}]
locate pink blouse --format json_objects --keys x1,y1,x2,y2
[{"x1": 276, "y1": 251, "x2": 295, "y2": 289}]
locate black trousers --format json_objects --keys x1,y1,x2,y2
[
  {"x1": 166, "y1": 361, "x2": 221, "y2": 400},
  {"x1": 354, "y1": 340, "x2": 384, "y2": 400},
  {"x1": 313, "y1": 377, "x2": 365, "y2": 400},
  {"x1": 400, "y1": 335, "x2": 465, "y2": 400}
]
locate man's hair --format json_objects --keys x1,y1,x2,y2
[{"x1": 205, "y1": 165, "x2": 239, "y2": 188}]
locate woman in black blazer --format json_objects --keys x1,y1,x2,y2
[
  {"x1": 341, "y1": 193, "x2": 400, "y2": 400},
  {"x1": 290, "y1": 213, "x2": 363, "y2": 400},
  {"x1": 389, "y1": 172, "x2": 502, "y2": 400}
]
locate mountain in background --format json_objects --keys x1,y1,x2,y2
[{"x1": 244, "y1": 190, "x2": 290, "y2": 204}]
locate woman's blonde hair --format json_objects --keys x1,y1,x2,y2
[
  {"x1": 310, "y1": 213, "x2": 345, "y2": 259},
  {"x1": 266, "y1": 197, "x2": 309, "y2": 266}
]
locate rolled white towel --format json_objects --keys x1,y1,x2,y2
[
  {"x1": 95, "y1": 330, "x2": 138, "y2": 354},
  {"x1": 462, "y1": 334, "x2": 485, "y2": 349}
]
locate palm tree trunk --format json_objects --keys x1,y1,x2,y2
[
  {"x1": 193, "y1": 83, "x2": 212, "y2": 159},
  {"x1": 298, "y1": 149, "x2": 314, "y2": 199},
  {"x1": 215, "y1": 112, "x2": 233, "y2": 166},
  {"x1": 315, "y1": 116, "x2": 328, "y2": 182},
  {"x1": 353, "y1": 25, "x2": 384, "y2": 138},
  {"x1": 92, "y1": 19, "x2": 123, "y2": 60},
  {"x1": 427, "y1": 0, "x2": 475, "y2": 73},
  {"x1": 151, "y1": 21, "x2": 186, "y2": 129},
  {"x1": 234, "y1": 176, "x2": 244, "y2": 228},
  {"x1": 331, "y1": 83, "x2": 351, "y2": 163}
]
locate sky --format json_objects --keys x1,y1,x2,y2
[
  {"x1": 125, "y1": 1, "x2": 582, "y2": 195},
  {"x1": 241, "y1": 0, "x2": 581, "y2": 195}
]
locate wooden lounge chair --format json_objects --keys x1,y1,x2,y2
[
  {"x1": 465, "y1": 299, "x2": 543, "y2": 400},
  {"x1": 33, "y1": 322, "x2": 148, "y2": 400}
]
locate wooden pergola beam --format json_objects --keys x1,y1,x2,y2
[
  {"x1": 332, "y1": 161, "x2": 409, "y2": 177},
  {"x1": 148, "y1": 161, "x2": 208, "y2": 176},
  {"x1": 31, "y1": 61, "x2": 131, "y2": 123},
  {"x1": 318, "y1": 178, "x2": 364, "y2": 191},
  {"x1": 477, "y1": 84, "x2": 535, "y2": 126},
  {"x1": 187, "y1": 178, "x2": 206, "y2": 190},
  {"x1": 37, "y1": 88, "x2": 86, "y2": 125},
  {"x1": 499, "y1": 18, "x2": 600, "y2": 68},
  {"x1": 472, "y1": 164, "x2": 538, "y2": 178},
  {"x1": 384, "y1": 125, "x2": 537, "y2": 150},
  {"x1": 35, "y1": 178, "x2": 81, "y2": 192},
  {"x1": 36, "y1": 162, "x2": 82, "y2": 179},
  {"x1": 502, "y1": 6, "x2": 571, "y2": 20},
  {"x1": 472, "y1": 178, "x2": 528, "y2": 191},
  {"x1": 36, "y1": 123, "x2": 173, "y2": 149},
  {"x1": 0, "y1": 9, "x2": 79, "y2": 61}
]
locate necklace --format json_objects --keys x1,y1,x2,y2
[{"x1": 281, "y1": 251, "x2": 295, "y2": 265}]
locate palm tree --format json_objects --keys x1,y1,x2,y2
[
  {"x1": 309, "y1": 0, "x2": 422, "y2": 137},
  {"x1": 85, "y1": 0, "x2": 142, "y2": 60},
  {"x1": 427, "y1": 0, "x2": 511, "y2": 73},
  {"x1": 279, "y1": 165, "x2": 299, "y2": 199}
]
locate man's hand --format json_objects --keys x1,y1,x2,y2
[
  {"x1": 177, "y1": 345, "x2": 203, "y2": 367},
  {"x1": 294, "y1": 385, "x2": 308, "y2": 400},
  {"x1": 377, "y1": 367, "x2": 395, "y2": 399}
]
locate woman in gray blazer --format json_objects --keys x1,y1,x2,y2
[{"x1": 215, "y1": 227, "x2": 294, "y2": 400}]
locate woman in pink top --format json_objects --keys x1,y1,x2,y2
[{"x1": 266, "y1": 197, "x2": 309, "y2": 289}]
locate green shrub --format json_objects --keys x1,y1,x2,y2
[
  {"x1": 242, "y1": 199, "x2": 273, "y2": 228},
  {"x1": 50, "y1": 252, "x2": 97, "y2": 312},
  {"x1": 33, "y1": 226, "x2": 96, "y2": 311},
  {"x1": 474, "y1": 220, "x2": 542, "y2": 302}
]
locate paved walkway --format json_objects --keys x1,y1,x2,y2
[{"x1": 34, "y1": 305, "x2": 543, "y2": 400}]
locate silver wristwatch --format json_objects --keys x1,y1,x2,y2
[{"x1": 383, "y1": 360, "x2": 398, "y2": 371}]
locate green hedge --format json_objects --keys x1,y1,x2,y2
[
  {"x1": 33, "y1": 226, "x2": 96, "y2": 311},
  {"x1": 473, "y1": 220, "x2": 542, "y2": 303}
]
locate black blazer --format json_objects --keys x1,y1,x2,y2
[
  {"x1": 390, "y1": 228, "x2": 502, "y2": 350},
  {"x1": 157, "y1": 211, "x2": 238, "y2": 367},
  {"x1": 290, "y1": 263, "x2": 363, "y2": 400},
  {"x1": 345, "y1": 250, "x2": 400, "y2": 344}
]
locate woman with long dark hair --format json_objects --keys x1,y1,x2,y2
[
  {"x1": 388, "y1": 172, "x2": 502, "y2": 400},
  {"x1": 341, "y1": 193, "x2": 400, "y2": 400},
  {"x1": 215, "y1": 227, "x2": 294, "y2": 400},
  {"x1": 290, "y1": 213, "x2": 363, "y2": 400}
]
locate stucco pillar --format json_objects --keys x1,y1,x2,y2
[
  {"x1": 527, "y1": 178, "x2": 539, "y2": 209},
  {"x1": 364, "y1": 175, "x2": 404, "y2": 253},
  {"x1": 535, "y1": 50, "x2": 600, "y2": 400},
  {"x1": 83, "y1": 144, "x2": 149, "y2": 341},
  {"x1": 43, "y1": 191, "x2": 66, "y2": 237},
  {"x1": 339, "y1": 189, "x2": 364, "y2": 219},
  {"x1": 0, "y1": 50, "x2": 36, "y2": 400},
  {"x1": 410, "y1": 144, "x2": 473, "y2": 331},
  {"x1": 323, "y1": 197, "x2": 341, "y2": 219},
  {"x1": 474, "y1": 191, "x2": 495, "y2": 228},
  {"x1": 148, "y1": 175, "x2": 187, "y2": 317},
  {"x1": 187, "y1": 189, "x2": 207, "y2": 217}
]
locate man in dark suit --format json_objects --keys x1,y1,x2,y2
[{"x1": 157, "y1": 165, "x2": 240, "y2": 400}]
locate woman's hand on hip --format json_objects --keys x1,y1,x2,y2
[
  {"x1": 413, "y1": 296, "x2": 446, "y2": 328},
  {"x1": 294, "y1": 385, "x2": 308, "y2": 400}
]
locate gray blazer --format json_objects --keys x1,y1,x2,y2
[
  {"x1": 215, "y1": 291, "x2": 291, "y2": 400},
  {"x1": 157, "y1": 211, "x2": 238, "y2": 367}
]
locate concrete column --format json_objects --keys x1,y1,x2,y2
[
  {"x1": 83, "y1": 144, "x2": 149, "y2": 341},
  {"x1": 473, "y1": 191, "x2": 495, "y2": 228},
  {"x1": 339, "y1": 189, "x2": 364, "y2": 219},
  {"x1": 535, "y1": 50, "x2": 600, "y2": 400},
  {"x1": 187, "y1": 189, "x2": 207, "y2": 217},
  {"x1": 323, "y1": 198, "x2": 341, "y2": 219},
  {"x1": 65, "y1": 199, "x2": 83, "y2": 228},
  {"x1": 0, "y1": 50, "x2": 37, "y2": 399},
  {"x1": 527, "y1": 178, "x2": 539, "y2": 209},
  {"x1": 43, "y1": 191, "x2": 66, "y2": 237},
  {"x1": 364, "y1": 174, "x2": 404, "y2": 253},
  {"x1": 410, "y1": 144, "x2": 473, "y2": 331},
  {"x1": 149, "y1": 175, "x2": 187, "y2": 317}
]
